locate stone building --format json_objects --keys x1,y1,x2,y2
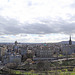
[
  {"x1": 35, "y1": 46, "x2": 54, "y2": 58},
  {"x1": 61, "y1": 45, "x2": 75, "y2": 55},
  {"x1": 9, "y1": 53, "x2": 21, "y2": 64},
  {"x1": 0, "y1": 46, "x2": 7, "y2": 57},
  {"x1": 2, "y1": 53, "x2": 21, "y2": 65}
]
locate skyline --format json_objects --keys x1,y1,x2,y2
[
  {"x1": 0, "y1": 34, "x2": 74, "y2": 43},
  {"x1": 0, "y1": 0, "x2": 75, "y2": 42}
]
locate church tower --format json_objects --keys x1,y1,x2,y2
[
  {"x1": 13, "y1": 41, "x2": 19, "y2": 53},
  {"x1": 69, "y1": 36, "x2": 72, "y2": 45},
  {"x1": 15, "y1": 41, "x2": 18, "y2": 46}
]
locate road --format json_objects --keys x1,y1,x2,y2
[{"x1": 51, "y1": 58, "x2": 75, "y2": 62}]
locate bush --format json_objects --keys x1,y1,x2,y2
[
  {"x1": 6, "y1": 63, "x2": 18, "y2": 69},
  {"x1": 36, "y1": 61, "x2": 44, "y2": 71}
]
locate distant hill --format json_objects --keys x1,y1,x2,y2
[{"x1": 59, "y1": 41, "x2": 75, "y2": 45}]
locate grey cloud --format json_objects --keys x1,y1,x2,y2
[
  {"x1": 0, "y1": 16, "x2": 75, "y2": 35},
  {"x1": 22, "y1": 23, "x2": 54, "y2": 34}
]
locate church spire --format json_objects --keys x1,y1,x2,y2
[
  {"x1": 69, "y1": 35, "x2": 72, "y2": 45},
  {"x1": 15, "y1": 41, "x2": 18, "y2": 46}
]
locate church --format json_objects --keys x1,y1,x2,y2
[{"x1": 61, "y1": 36, "x2": 75, "y2": 55}]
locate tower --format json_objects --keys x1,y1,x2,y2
[
  {"x1": 13, "y1": 41, "x2": 19, "y2": 53},
  {"x1": 69, "y1": 36, "x2": 72, "y2": 45},
  {"x1": 15, "y1": 41, "x2": 18, "y2": 46}
]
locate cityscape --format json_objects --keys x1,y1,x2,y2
[
  {"x1": 0, "y1": 0, "x2": 75, "y2": 75},
  {"x1": 0, "y1": 36, "x2": 75, "y2": 75}
]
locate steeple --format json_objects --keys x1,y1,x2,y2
[
  {"x1": 69, "y1": 35, "x2": 72, "y2": 45},
  {"x1": 15, "y1": 41, "x2": 18, "y2": 46}
]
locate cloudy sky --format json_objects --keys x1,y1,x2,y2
[{"x1": 0, "y1": 0, "x2": 75, "y2": 43}]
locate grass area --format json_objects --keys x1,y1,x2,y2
[
  {"x1": 0, "y1": 71, "x2": 3, "y2": 73},
  {"x1": 58, "y1": 54, "x2": 64, "y2": 57},
  {"x1": 1, "y1": 67, "x2": 75, "y2": 75},
  {"x1": 9, "y1": 68, "x2": 75, "y2": 75}
]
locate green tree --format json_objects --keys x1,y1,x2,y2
[
  {"x1": 24, "y1": 62, "x2": 31, "y2": 71},
  {"x1": 37, "y1": 61, "x2": 44, "y2": 71},
  {"x1": 43, "y1": 61, "x2": 50, "y2": 71},
  {"x1": 26, "y1": 53, "x2": 33, "y2": 59}
]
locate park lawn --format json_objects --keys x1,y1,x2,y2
[
  {"x1": 73, "y1": 68, "x2": 75, "y2": 72},
  {"x1": 12, "y1": 70, "x2": 38, "y2": 75},
  {"x1": 13, "y1": 70, "x2": 22, "y2": 74},
  {"x1": 0, "y1": 71, "x2": 2, "y2": 73},
  {"x1": 10, "y1": 68, "x2": 75, "y2": 75},
  {"x1": 58, "y1": 54, "x2": 64, "y2": 57},
  {"x1": 60, "y1": 72, "x2": 75, "y2": 75}
]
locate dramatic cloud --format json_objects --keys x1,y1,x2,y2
[
  {"x1": 0, "y1": 0, "x2": 75, "y2": 42},
  {"x1": 0, "y1": 16, "x2": 75, "y2": 35}
]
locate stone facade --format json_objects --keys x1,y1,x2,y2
[{"x1": 61, "y1": 45, "x2": 75, "y2": 55}]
